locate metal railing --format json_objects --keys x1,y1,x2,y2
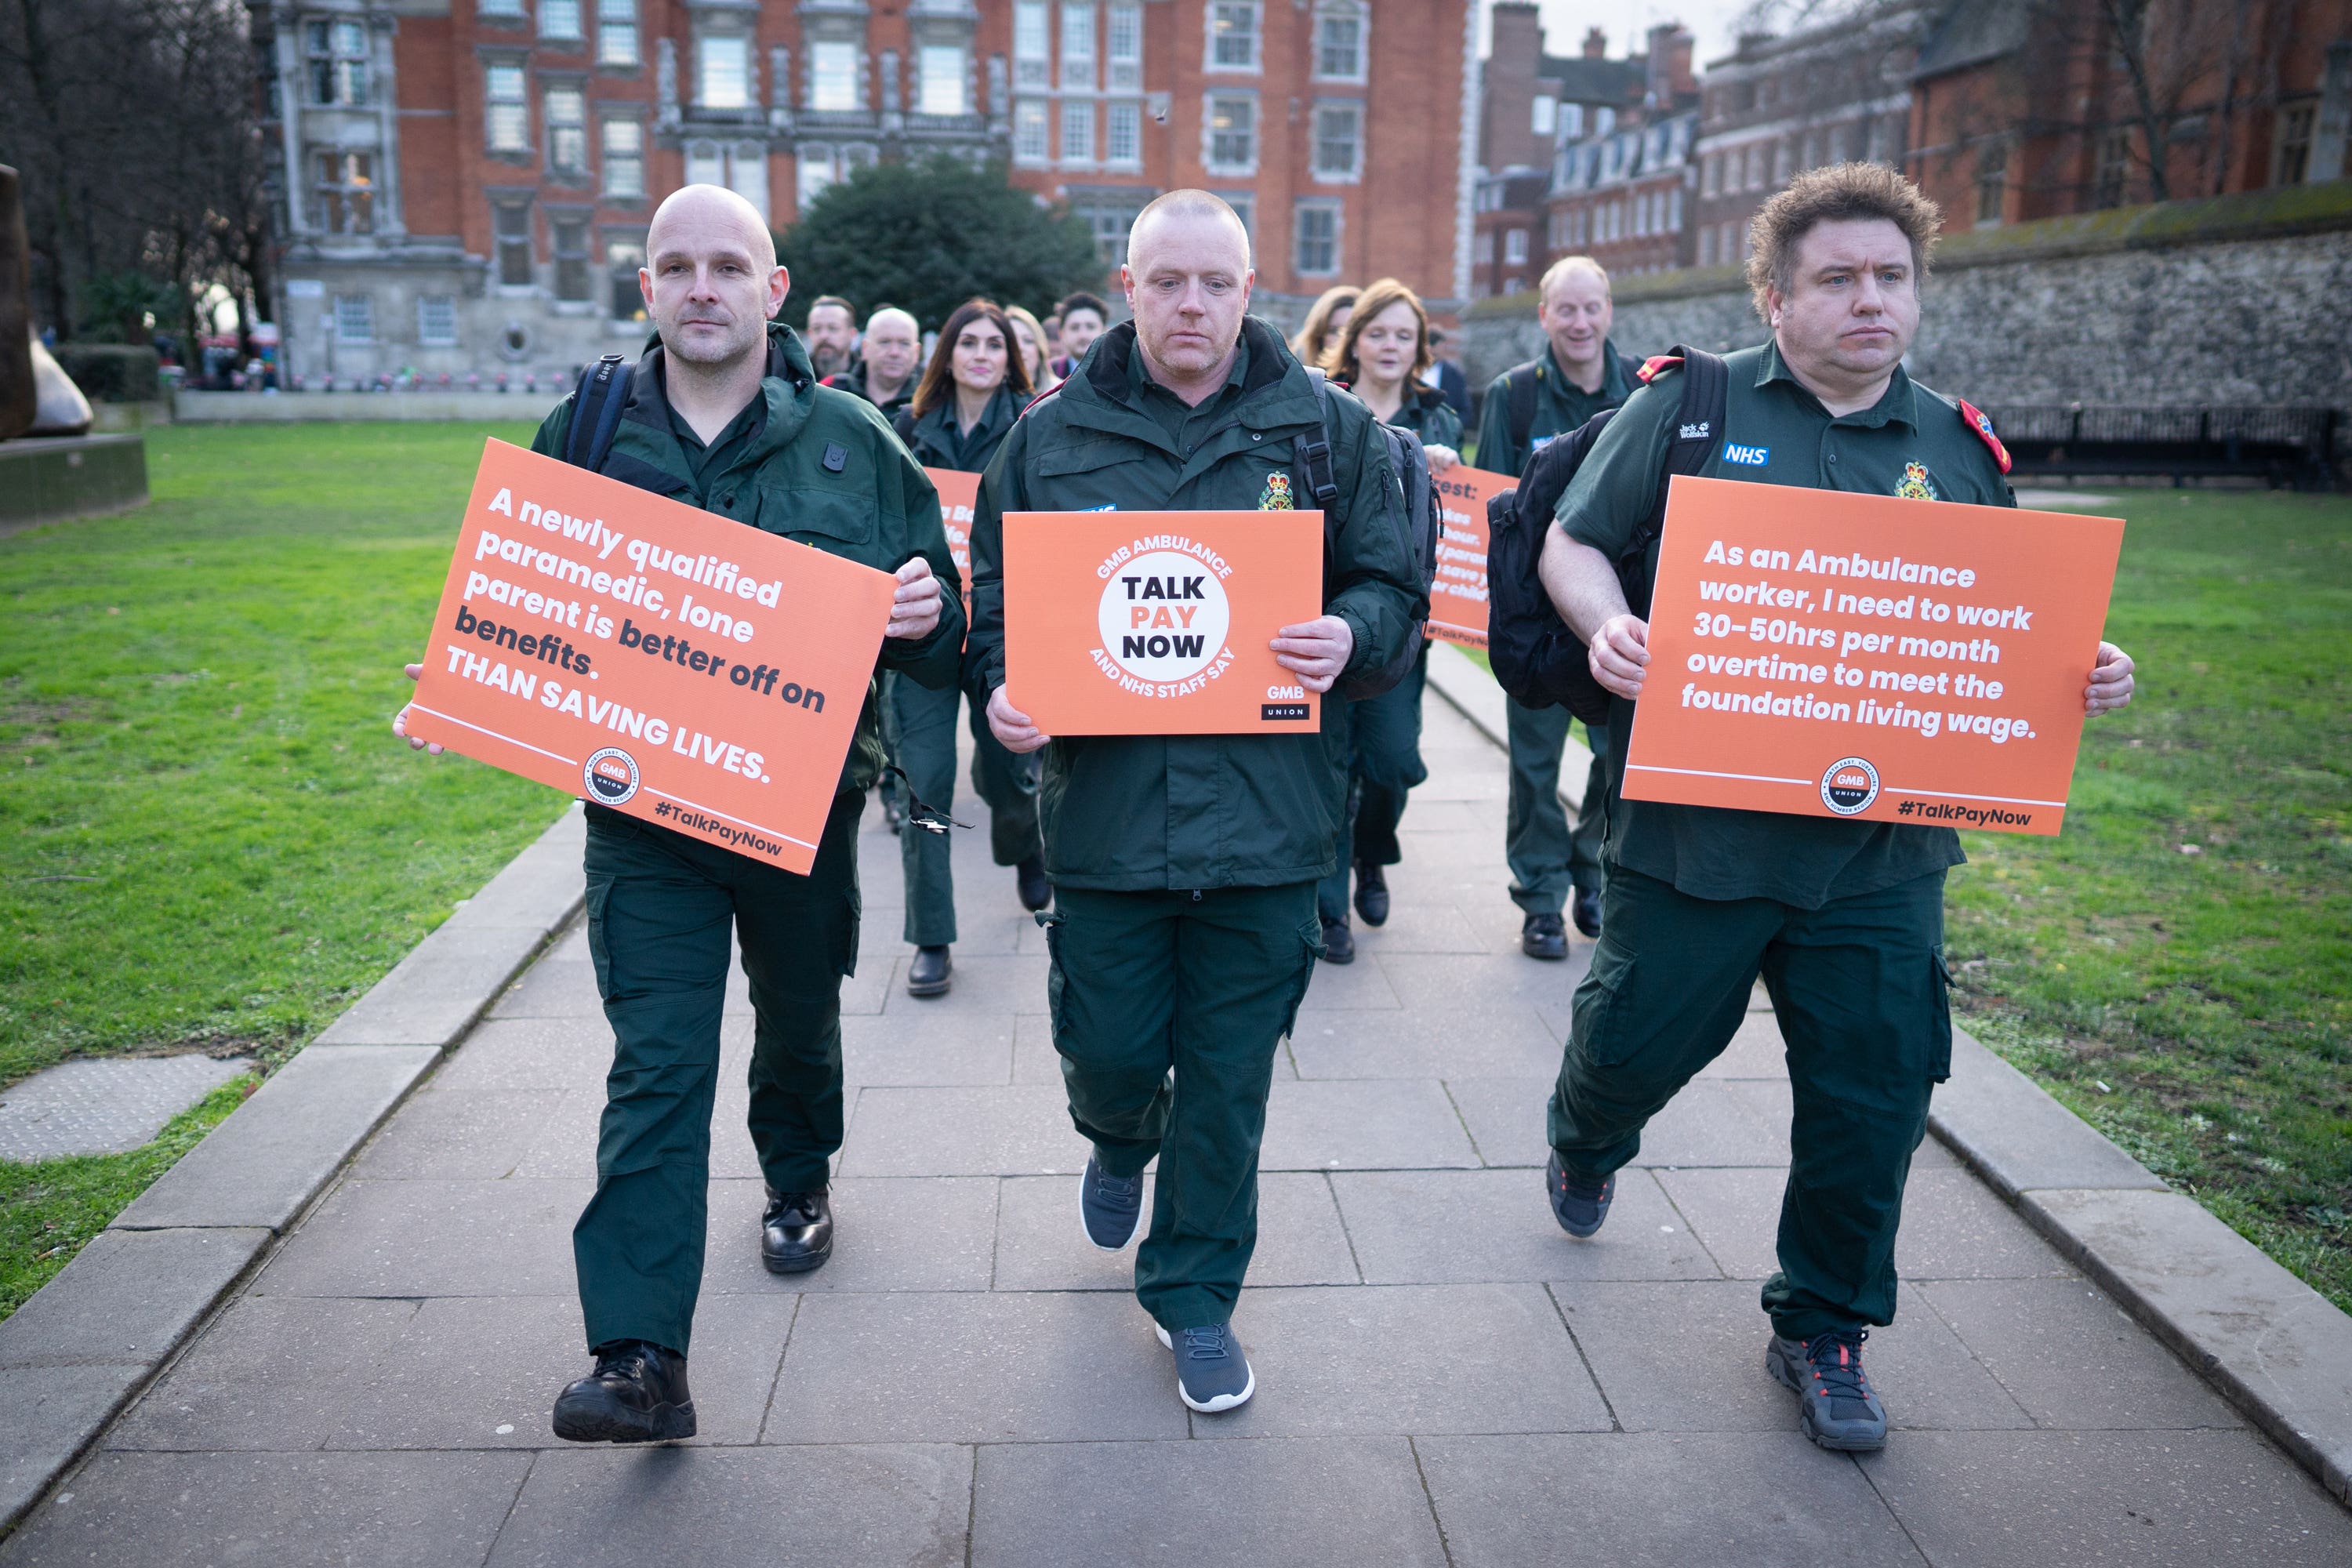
[{"x1": 1980, "y1": 405, "x2": 2342, "y2": 489}]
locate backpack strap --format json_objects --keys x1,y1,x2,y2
[
  {"x1": 1506, "y1": 359, "x2": 1542, "y2": 456},
  {"x1": 1955, "y1": 396, "x2": 2012, "y2": 474},
  {"x1": 1619, "y1": 345, "x2": 1729, "y2": 609},
  {"x1": 564, "y1": 353, "x2": 633, "y2": 472},
  {"x1": 1296, "y1": 368, "x2": 1341, "y2": 511}
]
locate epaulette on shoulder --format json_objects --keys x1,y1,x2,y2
[
  {"x1": 1955, "y1": 397, "x2": 2011, "y2": 474},
  {"x1": 1637, "y1": 354, "x2": 1685, "y2": 384}
]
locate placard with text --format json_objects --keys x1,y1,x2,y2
[
  {"x1": 1623, "y1": 475, "x2": 2123, "y2": 837},
  {"x1": 402, "y1": 439, "x2": 898, "y2": 874},
  {"x1": 1425, "y1": 463, "x2": 1514, "y2": 648},
  {"x1": 926, "y1": 466, "x2": 979, "y2": 619},
  {"x1": 1002, "y1": 510, "x2": 1323, "y2": 735}
]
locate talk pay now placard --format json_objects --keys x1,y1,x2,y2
[
  {"x1": 403, "y1": 440, "x2": 897, "y2": 874},
  {"x1": 1003, "y1": 511, "x2": 1323, "y2": 735},
  {"x1": 1624, "y1": 476, "x2": 2123, "y2": 837}
]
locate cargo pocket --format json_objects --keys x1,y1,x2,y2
[
  {"x1": 1928, "y1": 950, "x2": 1955, "y2": 1083},
  {"x1": 1570, "y1": 940, "x2": 1640, "y2": 1069},
  {"x1": 1037, "y1": 909, "x2": 1069, "y2": 1054},
  {"x1": 836, "y1": 884, "x2": 862, "y2": 979},
  {"x1": 1276, "y1": 916, "x2": 1324, "y2": 1045},
  {"x1": 583, "y1": 875, "x2": 616, "y2": 999}
]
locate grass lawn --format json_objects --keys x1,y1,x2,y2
[
  {"x1": 1944, "y1": 489, "x2": 2350, "y2": 1312},
  {"x1": 1, "y1": 421, "x2": 572, "y2": 1313}
]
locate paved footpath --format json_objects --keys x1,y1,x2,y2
[{"x1": 12, "y1": 698, "x2": 2351, "y2": 1567}]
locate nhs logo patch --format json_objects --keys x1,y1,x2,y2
[{"x1": 1722, "y1": 442, "x2": 1770, "y2": 467}]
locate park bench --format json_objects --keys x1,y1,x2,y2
[{"x1": 1983, "y1": 404, "x2": 2341, "y2": 491}]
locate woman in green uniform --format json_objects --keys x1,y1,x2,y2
[
  {"x1": 1312, "y1": 278, "x2": 1461, "y2": 960},
  {"x1": 886, "y1": 299, "x2": 1046, "y2": 996}
]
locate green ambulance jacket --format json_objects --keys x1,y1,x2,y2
[
  {"x1": 532, "y1": 322, "x2": 965, "y2": 797},
  {"x1": 1557, "y1": 340, "x2": 2014, "y2": 909},
  {"x1": 1474, "y1": 339, "x2": 1638, "y2": 477},
  {"x1": 964, "y1": 318, "x2": 1428, "y2": 891},
  {"x1": 1381, "y1": 383, "x2": 1464, "y2": 450}
]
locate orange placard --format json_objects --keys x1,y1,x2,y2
[
  {"x1": 1003, "y1": 510, "x2": 1323, "y2": 735},
  {"x1": 1623, "y1": 475, "x2": 2123, "y2": 836},
  {"x1": 402, "y1": 439, "x2": 898, "y2": 874},
  {"x1": 926, "y1": 467, "x2": 979, "y2": 616},
  {"x1": 1426, "y1": 464, "x2": 1514, "y2": 648}
]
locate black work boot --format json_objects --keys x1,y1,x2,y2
[
  {"x1": 1319, "y1": 916, "x2": 1355, "y2": 964},
  {"x1": 1571, "y1": 886, "x2": 1603, "y2": 939},
  {"x1": 761, "y1": 1185, "x2": 833, "y2": 1274},
  {"x1": 907, "y1": 945, "x2": 953, "y2": 996},
  {"x1": 1352, "y1": 861, "x2": 1390, "y2": 927},
  {"x1": 1766, "y1": 1328, "x2": 1889, "y2": 1451},
  {"x1": 552, "y1": 1341, "x2": 695, "y2": 1443},
  {"x1": 1014, "y1": 853, "x2": 1051, "y2": 913},
  {"x1": 1521, "y1": 911, "x2": 1566, "y2": 960}
]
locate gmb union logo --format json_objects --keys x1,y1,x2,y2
[
  {"x1": 584, "y1": 746, "x2": 641, "y2": 806},
  {"x1": 1097, "y1": 550, "x2": 1232, "y2": 684},
  {"x1": 1819, "y1": 756, "x2": 1880, "y2": 816}
]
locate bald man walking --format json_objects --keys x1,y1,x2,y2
[{"x1": 405, "y1": 186, "x2": 960, "y2": 1442}]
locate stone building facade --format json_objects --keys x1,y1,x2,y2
[{"x1": 253, "y1": 0, "x2": 1475, "y2": 387}]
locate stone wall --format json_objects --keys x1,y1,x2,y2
[{"x1": 1461, "y1": 183, "x2": 2352, "y2": 422}]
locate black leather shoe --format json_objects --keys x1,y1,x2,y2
[
  {"x1": 1319, "y1": 916, "x2": 1355, "y2": 964},
  {"x1": 552, "y1": 1340, "x2": 695, "y2": 1443},
  {"x1": 1572, "y1": 887, "x2": 1603, "y2": 940},
  {"x1": 1353, "y1": 862, "x2": 1390, "y2": 927},
  {"x1": 1521, "y1": 912, "x2": 1567, "y2": 961},
  {"x1": 1015, "y1": 853, "x2": 1051, "y2": 913},
  {"x1": 907, "y1": 945, "x2": 953, "y2": 996},
  {"x1": 761, "y1": 1185, "x2": 833, "y2": 1274}
]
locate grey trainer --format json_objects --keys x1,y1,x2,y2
[
  {"x1": 1080, "y1": 1153, "x2": 1144, "y2": 1251},
  {"x1": 1766, "y1": 1329, "x2": 1889, "y2": 1451},
  {"x1": 1156, "y1": 1322, "x2": 1255, "y2": 1413}
]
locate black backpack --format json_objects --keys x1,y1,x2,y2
[
  {"x1": 564, "y1": 353, "x2": 635, "y2": 470},
  {"x1": 1486, "y1": 345, "x2": 1728, "y2": 726},
  {"x1": 1295, "y1": 368, "x2": 1440, "y2": 702},
  {"x1": 1499, "y1": 349, "x2": 1639, "y2": 459}
]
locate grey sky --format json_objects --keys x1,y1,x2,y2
[{"x1": 1482, "y1": 0, "x2": 1769, "y2": 72}]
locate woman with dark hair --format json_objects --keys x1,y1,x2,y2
[
  {"x1": 1309, "y1": 278, "x2": 1461, "y2": 964},
  {"x1": 1290, "y1": 284, "x2": 1359, "y2": 371},
  {"x1": 884, "y1": 298, "x2": 1044, "y2": 998}
]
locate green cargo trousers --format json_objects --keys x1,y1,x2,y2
[
  {"x1": 1043, "y1": 882, "x2": 1322, "y2": 1332},
  {"x1": 1548, "y1": 866, "x2": 1952, "y2": 1341},
  {"x1": 1317, "y1": 648, "x2": 1430, "y2": 924},
  {"x1": 885, "y1": 673, "x2": 1040, "y2": 946},
  {"x1": 1504, "y1": 697, "x2": 1610, "y2": 913},
  {"x1": 573, "y1": 789, "x2": 863, "y2": 1356}
]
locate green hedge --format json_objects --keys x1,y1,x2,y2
[{"x1": 52, "y1": 344, "x2": 161, "y2": 404}]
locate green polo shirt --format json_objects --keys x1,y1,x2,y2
[
  {"x1": 664, "y1": 379, "x2": 766, "y2": 496},
  {"x1": 1129, "y1": 332, "x2": 1254, "y2": 457},
  {"x1": 1556, "y1": 340, "x2": 2013, "y2": 909},
  {"x1": 1474, "y1": 340, "x2": 1639, "y2": 479}
]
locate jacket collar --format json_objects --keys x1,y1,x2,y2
[
  {"x1": 1065, "y1": 318, "x2": 1319, "y2": 444},
  {"x1": 605, "y1": 322, "x2": 818, "y2": 492},
  {"x1": 1756, "y1": 339, "x2": 1918, "y2": 430}
]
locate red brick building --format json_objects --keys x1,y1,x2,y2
[
  {"x1": 1541, "y1": 25, "x2": 1698, "y2": 281},
  {"x1": 255, "y1": 0, "x2": 1474, "y2": 386}
]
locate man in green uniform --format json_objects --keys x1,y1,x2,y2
[
  {"x1": 1475, "y1": 256, "x2": 1637, "y2": 956},
  {"x1": 822, "y1": 304, "x2": 920, "y2": 419},
  {"x1": 399, "y1": 185, "x2": 961, "y2": 1443},
  {"x1": 967, "y1": 191, "x2": 1423, "y2": 1414},
  {"x1": 1536, "y1": 165, "x2": 2138, "y2": 1453}
]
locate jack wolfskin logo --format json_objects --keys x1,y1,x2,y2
[
  {"x1": 1679, "y1": 422, "x2": 1711, "y2": 441},
  {"x1": 1258, "y1": 473, "x2": 1295, "y2": 510},
  {"x1": 1895, "y1": 460, "x2": 1939, "y2": 501},
  {"x1": 1723, "y1": 442, "x2": 1769, "y2": 467}
]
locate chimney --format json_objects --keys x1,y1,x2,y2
[
  {"x1": 1649, "y1": 24, "x2": 1697, "y2": 102},
  {"x1": 1583, "y1": 27, "x2": 1607, "y2": 60}
]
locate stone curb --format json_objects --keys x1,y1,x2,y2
[
  {"x1": 1425, "y1": 662, "x2": 2352, "y2": 1506},
  {"x1": 0, "y1": 802, "x2": 586, "y2": 1535},
  {"x1": 1423, "y1": 641, "x2": 1592, "y2": 811}
]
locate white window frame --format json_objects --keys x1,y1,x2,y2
[
  {"x1": 305, "y1": 19, "x2": 370, "y2": 107},
  {"x1": 1012, "y1": 100, "x2": 1049, "y2": 164},
  {"x1": 1311, "y1": 99, "x2": 1363, "y2": 183},
  {"x1": 797, "y1": 142, "x2": 836, "y2": 209},
  {"x1": 1060, "y1": 99, "x2": 1094, "y2": 165},
  {"x1": 1293, "y1": 198, "x2": 1341, "y2": 277},
  {"x1": 313, "y1": 150, "x2": 376, "y2": 235},
  {"x1": 416, "y1": 294, "x2": 459, "y2": 347},
  {"x1": 333, "y1": 293, "x2": 374, "y2": 344},
  {"x1": 1106, "y1": 2, "x2": 1143, "y2": 91},
  {"x1": 539, "y1": 0, "x2": 582, "y2": 43},
  {"x1": 544, "y1": 84, "x2": 588, "y2": 180},
  {"x1": 917, "y1": 45, "x2": 968, "y2": 115},
  {"x1": 478, "y1": 0, "x2": 524, "y2": 16},
  {"x1": 1504, "y1": 228, "x2": 1528, "y2": 265},
  {"x1": 1013, "y1": 1, "x2": 1050, "y2": 89},
  {"x1": 485, "y1": 62, "x2": 529, "y2": 154},
  {"x1": 1532, "y1": 95, "x2": 1555, "y2": 137},
  {"x1": 601, "y1": 115, "x2": 644, "y2": 198},
  {"x1": 696, "y1": 31, "x2": 752, "y2": 111},
  {"x1": 728, "y1": 140, "x2": 768, "y2": 222},
  {"x1": 1205, "y1": 1, "x2": 1260, "y2": 74},
  {"x1": 597, "y1": 0, "x2": 638, "y2": 67},
  {"x1": 1311, "y1": 1, "x2": 1366, "y2": 84},
  {"x1": 807, "y1": 39, "x2": 859, "y2": 112},
  {"x1": 1203, "y1": 91, "x2": 1257, "y2": 175},
  {"x1": 1060, "y1": 3, "x2": 1096, "y2": 93},
  {"x1": 493, "y1": 201, "x2": 535, "y2": 288},
  {"x1": 1105, "y1": 99, "x2": 1142, "y2": 167},
  {"x1": 1218, "y1": 190, "x2": 1255, "y2": 249}
]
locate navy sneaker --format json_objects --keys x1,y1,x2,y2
[
  {"x1": 1156, "y1": 1322, "x2": 1256, "y2": 1413},
  {"x1": 1545, "y1": 1150, "x2": 1615, "y2": 1239},
  {"x1": 1080, "y1": 1153, "x2": 1143, "y2": 1251},
  {"x1": 1766, "y1": 1329, "x2": 1889, "y2": 1452}
]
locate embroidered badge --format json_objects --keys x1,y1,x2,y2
[
  {"x1": 1896, "y1": 460, "x2": 1939, "y2": 501},
  {"x1": 1258, "y1": 472, "x2": 1295, "y2": 510}
]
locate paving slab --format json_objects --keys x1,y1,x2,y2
[
  {"x1": 1293, "y1": 953, "x2": 1405, "y2": 1011},
  {"x1": 104, "y1": 1296, "x2": 421, "y2": 1452},
  {"x1": 697, "y1": 1177, "x2": 999, "y2": 1294},
  {"x1": 252, "y1": 1178, "x2": 588, "y2": 1298},
  {"x1": 1196, "y1": 1283, "x2": 1610, "y2": 1438},
  {"x1": 113, "y1": 1044, "x2": 441, "y2": 1232},
  {"x1": 0, "y1": 1364, "x2": 152, "y2": 1533},
  {"x1": 489, "y1": 1445, "x2": 973, "y2": 1568},
  {"x1": 350, "y1": 1082, "x2": 568, "y2": 1181},
  {"x1": 1918, "y1": 1276, "x2": 2245, "y2": 1430},
  {"x1": 1930, "y1": 1029, "x2": 2169, "y2": 1200},
  {"x1": 1287, "y1": 1004, "x2": 1559, "y2": 1080},
  {"x1": 1259, "y1": 1078, "x2": 1480, "y2": 1171},
  {"x1": 421, "y1": 1018, "x2": 606, "y2": 1094},
  {"x1": 0, "y1": 1226, "x2": 270, "y2": 1369},
  {"x1": 971, "y1": 1437, "x2": 1448, "y2": 1568},
  {"x1": 0, "y1": 1450, "x2": 532, "y2": 1567},
  {"x1": 488, "y1": 956, "x2": 605, "y2": 1020},
  {"x1": 991, "y1": 1171, "x2": 1359, "y2": 1292},
  {"x1": 1862, "y1": 1429, "x2": 2352, "y2": 1566},
  {"x1": 318, "y1": 923, "x2": 557, "y2": 1046},
  {"x1": 1415, "y1": 1430, "x2": 1925, "y2": 1568},
  {"x1": 760, "y1": 1291, "x2": 1187, "y2": 1443},
  {"x1": 840, "y1": 1009, "x2": 1015, "y2": 1085},
  {"x1": 1332, "y1": 1167, "x2": 1720, "y2": 1284},
  {"x1": 0, "y1": 1054, "x2": 249, "y2": 1160},
  {"x1": 836, "y1": 1084, "x2": 1078, "y2": 1178}
]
